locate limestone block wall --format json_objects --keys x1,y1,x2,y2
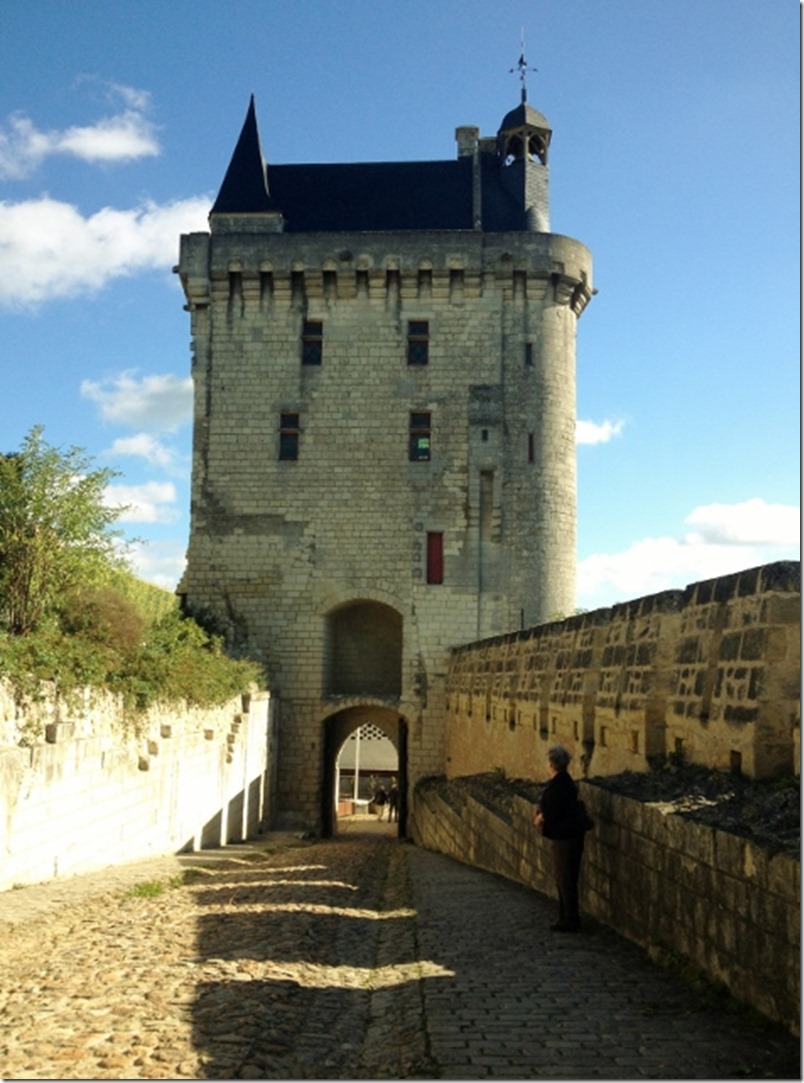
[
  {"x1": 0, "y1": 683, "x2": 276, "y2": 892},
  {"x1": 411, "y1": 774, "x2": 800, "y2": 1035},
  {"x1": 444, "y1": 562, "x2": 800, "y2": 783},
  {"x1": 178, "y1": 227, "x2": 592, "y2": 828}
]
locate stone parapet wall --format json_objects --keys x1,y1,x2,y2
[
  {"x1": 0, "y1": 683, "x2": 276, "y2": 891},
  {"x1": 411, "y1": 774, "x2": 800, "y2": 1035},
  {"x1": 444, "y1": 562, "x2": 800, "y2": 782}
]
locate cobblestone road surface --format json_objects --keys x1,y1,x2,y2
[{"x1": 0, "y1": 818, "x2": 798, "y2": 1080}]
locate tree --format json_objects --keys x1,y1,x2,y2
[{"x1": 0, "y1": 426, "x2": 130, "y2": 635}]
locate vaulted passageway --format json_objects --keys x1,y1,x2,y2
[{"x1": 320, "y1": 704, "x2": 408, "y2": 839}]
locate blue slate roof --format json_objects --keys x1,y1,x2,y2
[{"x1": 210, "y1": 96, "x2": 535, "y2": 232}]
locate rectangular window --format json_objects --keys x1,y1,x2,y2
[
  {"x1": 301, "y1": 320, "x2": 323, "y2": 365},
  {"x1": 528, "y1": 433, "x2": 535, "y2": 463},
  {"x1": 409, "y1": 412, "x2": 431, "y2": 461},
  {"x1": 279, "y1": 412, "x2": 300, "y2": 460},
  {"x1": 407, "y1": 320, "x2": 429, "y2": 365},
  {"x1": 426, "y1": 532, "x2": 444, "y2": 584},
  {"x1": 525, "y1": 342, "x2": 534, "y2": 367}
]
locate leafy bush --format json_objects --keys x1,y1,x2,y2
[
  {"x1": 0, "y1": 605, "x2": 263, "y2": 715},
  {"x1": 0, "y1": 625, "x2": 113, "y2": 701},
  {"x1": 109, "y1": 609, "x2": 263, "y2": 712},
  {"x1": 0, "y1": 427, "x2": 128, "y2": 635},
  {"x1": 110, "y1": 569, "x2": 179, "y2": 625},
  {"x1": 57, "y1": 586, "x2": 146, "y2": 659},
  {"x1": 0, "y1": 427, "x2": 263, "y2": 717}
]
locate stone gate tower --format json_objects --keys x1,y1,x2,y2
[{"x1": 176, "y1": 90, "x2": 593, "y2": 835}]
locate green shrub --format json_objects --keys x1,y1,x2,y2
[
  {"x1": 109, "y1": 569, "x2": 179, "y2": 626},
  {"x1": 0, "y1": 429, "x2": 263, "y2": 719},
  {"x1": 109, "y1": 609, "x2": 263, "y2": 712},
  {"x1": 0, "y1": 603, "x2": 263, "y2": 718},
  {"x1": 57, "y1": 586, "x2": 146, "y2": 659}
]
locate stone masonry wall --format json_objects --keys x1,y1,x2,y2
[
  {"x1": 443, "y1": 562, "x2": 800, "y2": 785},
  {"x1": 0, "y1": 682, "x2": 276, "y2": 892},
  {"x1": 411, "y1": 774, "x2": 800, "y2": 1035},
  {"x1": 178, "y1": 228, "x2": 592, "y2": 829}
]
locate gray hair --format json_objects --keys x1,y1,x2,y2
[{"x1": 547, "y1": 745, "x2": 571, "y2": 771}]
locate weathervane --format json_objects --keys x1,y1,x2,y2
[{"x1": 509, "y1": 29, "x2": 538, "y2": 104}]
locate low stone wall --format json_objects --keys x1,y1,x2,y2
[
  {"x1": 411, "y1": 774, "x2": 800, "y2": 1036},
  {"x1": 0, "y1": 682, "x2": 277, "y2": 891},
  {"x1": 445, "y1": 562, "x2": 800, "y2": 782}
]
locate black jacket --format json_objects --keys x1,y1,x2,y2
[{"x1": 539, "y1": 770, "x2": 585, "y2": 840}]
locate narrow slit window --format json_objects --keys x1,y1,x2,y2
[
  {"x1": 528, "y1": 433, "x2": 535, "y2": 463},
  {"x1": 279, "y1": 413, "x2": 300, "y2": 461},
  {"x1": 409, "y1": 412, "x2": 431, "y2": 461},
  {"x1": 301, "y1": 320, "x2": 323, "y2": 365},
  {"x1": 407, "y1": 320, "x2": 429, "y2": 365},
  {"x1": 525, "y1": 342, "x2": 534, "y2": 367},
  {"x1": 426, "y1": 532, "x2": 444, "y2": 584}
]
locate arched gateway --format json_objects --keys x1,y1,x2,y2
[
  {"x1": 176, "y1": 90, "x2": 592, "y2": 835},
  {"x1": 321, "y1": 705, "x2": 408, "y2": 838}
]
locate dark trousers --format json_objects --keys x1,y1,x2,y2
[{"x1": 551, "y1": 835, "x2": 585, "y2": 928}]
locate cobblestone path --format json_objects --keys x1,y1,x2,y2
[{"x1": 0, "y1": 825, "x2": 799, "y2": 1080}]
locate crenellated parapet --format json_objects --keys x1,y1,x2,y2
[
  {"x1": 177, "y1": 230, "x2": 593, "y2": 316},
  {"x1": 445, "y1": 561, "x2": 801, "y2": 781}
]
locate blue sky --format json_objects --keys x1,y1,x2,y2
[{"x1": 1, "y1": 0, "x2": 799, "y2": 611}]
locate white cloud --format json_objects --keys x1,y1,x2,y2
[
  {"x1": 107, "y1": 433, "x2": 185, "y2": 473},
  {"x1": 683, "y1": 498, "x2": 800, "y2": 547},
  {"x1": 577, "y1": 499, "x2": 800, "y2": 611},
  {"x1": 0, "y1": 195, "x2": 211, "y2": 308},
  {"x1": 105, "y1": 480, "x2": 179, "y2": 524},
  {"x1": 57, "y1": 111, "x2": 159, "y2": 164},
  {"x1": 83, "y1": 372, "x2": 193, "y2": 432},
  {"x1": 96, "y1": 81, "x2": 153, "y2": 113},
  {"x1": 576, "y1": 418, "x2": 625, "y2": 445},
  {"x1": 0, "y1": 82, "x2": 159, "y2": 178}
]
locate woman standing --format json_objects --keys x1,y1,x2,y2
[{"x1": 532, "y1": 745, "x2": 587, "y2": 932}]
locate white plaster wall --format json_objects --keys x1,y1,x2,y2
[{"x1": 0, "y1": 683, "x2": 273, "y2": 891}]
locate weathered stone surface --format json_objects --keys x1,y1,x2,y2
[
  {"x1": 412, "y1": 770, "x2": 800, "y2": 1036},
  {"x1": 0, "y1": 826, "x2": 799, "y2": 1080},
  {"x1": 445, "y1": 561, "x2": 800, "y2": 781}
]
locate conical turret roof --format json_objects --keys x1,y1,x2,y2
[{"x1": 211, "y1": 96, "x2": 278, "y2": 214}]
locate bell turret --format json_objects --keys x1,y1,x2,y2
[
  {"x1": 497, "y1": 100, "x2": 551, "y2": 232},
  {"x1": 497, "y1": 41, "x2": 551, "y2": 231}
]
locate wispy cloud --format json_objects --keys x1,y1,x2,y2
[
  {"x1": 107, "y1": 433, "x2": 186, "y2": 474},
  {"x1": 0, "y1": 195, "x2": 211, "y2": 308},
  {"x1": 0, "y1": 81, "x2": 159, "y2": 178},
  {"x1": 576, "y1": 418, "x2": 625, "y2": 445},
  {"x1": 105, "y1": 480, "x2": 179, "y2": 524},
  {"x1": 82, "y1": 372, "x2": 193, "y2": 433},
  {"x1": 577, "y1": 498, "x2": 800, "y2": 610}
]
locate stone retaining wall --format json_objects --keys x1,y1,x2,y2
[
  {"x1": 411, "y1": 774, "x2": 799, "y2": 1035},
  {"x1": 445, "y1": 562, "x2": 800, "y2": 782},
  {"x1": 0, "y1": 682, "x2": 277, "y2": 891}
]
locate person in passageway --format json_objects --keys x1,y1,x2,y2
[
  {"x1": 388, "y1": 778, "x2": 399, "y2": 822},
  {"x1": 532, "y1": 745, "x2": 587, "y2": 932}
]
